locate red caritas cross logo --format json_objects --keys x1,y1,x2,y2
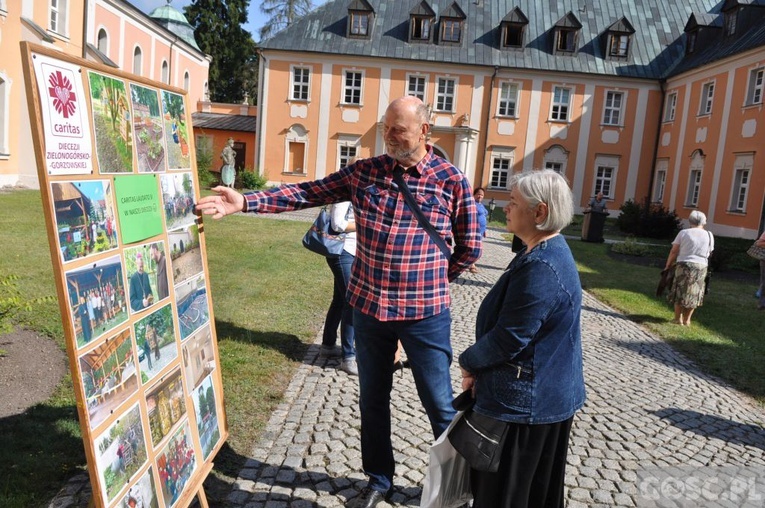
[{"x1": 48, "y1": 70, "x2": 77, "y2": 119}]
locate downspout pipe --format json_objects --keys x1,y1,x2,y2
[{"x1": 479, "y1": 65, "x2": 499, "y2": 188}]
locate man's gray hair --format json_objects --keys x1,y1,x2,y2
[
  {"x1": 509, "y1": 170, "x2": 574, "y2": 232},
  {"x1": 689, "y1": 210, "x2": 707, "y2": 226},
  {"x1": 415, "y1": 102, "x2": 430, "y2": 124}
]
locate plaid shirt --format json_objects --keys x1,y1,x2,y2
[{"x1": 243, "y1": 147, "x2": 482, "y2": 321}]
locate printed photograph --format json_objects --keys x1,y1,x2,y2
[
  {"x1": 175, "y1": 274, "x2": 209, "y2": 341},
  {"x1": 65, "y1": 255, "x2": 128, "y2": 348},
  {"x1": 124, "y1": 241, "x2": 170, "y2": 315},
  {"x1": 134, "y1": 304, "x2": 178, "y2": 384},
  {"x1": 161, "y1": 91, "x2": 191, "y2": 170},
  {"x1": 182, "y1": 325, "x2": 214, "y2": 391},
  {"x1": 192, "y1": 374, "x2": 221, "y2": 460},
  {"x1": 129, "y1": 83, "x2": 166, "y2": 173},
  {"x1": 146, "y1": 369, "x2": 187, "y2": 449},
  {"x1": 169, "y1": 224, "x2": 203, "y2": 287},
  {"x1": 94, "y1": 402, "x2": 148, "y2": 505},
  {"x1": 88, "y1": 71, "x2": 133, "y2": 173},
  {"x1": 52, "y1": 180, "x2": 119, "y2": 263},
  {"x1": 160, "y1": 172, "x2": 196, "y2": 232},
  {"x1": 79, "y1": 328, "x2": 138, "y2": 430},
  {"x1": 156, "y1": 422, "x2": 197, "y2": 508},
  {"x1": 116, "y1": 466, "x2": 159, "y2": 508}
]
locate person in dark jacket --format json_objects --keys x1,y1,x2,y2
[{"x1": 459, "y1": 169, "x2": 586, "y2": 507}]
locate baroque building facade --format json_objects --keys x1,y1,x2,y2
[{"x1": 256, "y1": 0, "x2": 765, "y2": 238}]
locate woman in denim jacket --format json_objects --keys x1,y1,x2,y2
[{"x1": 459, "y1": 170, "x2": 586, "y2": 507}]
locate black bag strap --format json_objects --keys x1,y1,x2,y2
[{"x1": 392, "y1": 166, "x2": 451, "y2": 259}]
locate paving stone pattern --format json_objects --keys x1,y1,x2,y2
[{"x1": 50, "y1": 210, "x2": 765, "y2": 507}]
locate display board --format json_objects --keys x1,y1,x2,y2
[{"x1": 21, "y1": 42, "x2": 227, "y2": 508}]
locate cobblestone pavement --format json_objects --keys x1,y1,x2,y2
[{"x1": 51, "y1": 209, "x2": 765, "y2": 507}]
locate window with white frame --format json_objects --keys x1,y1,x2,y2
[
  {"x1": 343, "y1": 70, "x2": 363, "y2": 105},
  {"x1": 729, "y1": 154, "x2": 753, "y2": 212},
  {"x1": 50, "y1": 0, "x2": 68, "y2": 36},
  {"x1": 498, "y1": 82, "x2": 519, "y2": 117},
  {"x1": 550, "y1": 86, "x2": 572, "y2": 122},
  {"x1": 337, "y1": 136, "x2": 360, "y2": 169},
  {"x1": 653, "y1": 160, "x2": 668, "y2": 202},
  {"x1": 435, "y1": 77, "x2": 456, "y2": 112},
  {"x1": 97, "y1": 28, "x2": 108, "y2": 54},
  {"x1": 663, "y1": 92, "x2": 677, "y2": 122},
  {"x1": 489, "y1": 149, "x2": 514, "y2": 190},
  {"x1": 603, "y1": 90, "x2": 624, "y2": 126},
  {"x1": 686, "y1": 169, "x2": 702, "y2": 207},
  {"x1": 161, "y1": 60, "x2": 169, "y2": 84},
  {"x1": 0, "y1": 75, "x2": 7, "y2": 156},
  {"x1": 593, "y1": 156, "x2": 618, "y2": 198},
  {"x1": 133, "y1": 46, "x2": 143, "y2": 76},
  {"x1": 543, "y1": 145, "x2": 568, "y2": 176},
  {"x1": 291, "y1": 67, "x2": 310, "y2": 101},
  {"x1": 407, "y1": 75, "x2": 426, "y2": 101},
  {"x1": 699, "y1": 82, "x2": 714, "y2": 115},
  {"x1": 746, "y1": 67, "x2": 764, "y2": 106}
]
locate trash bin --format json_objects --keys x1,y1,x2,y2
[{"x1": 581, "y1": 210, "x2": 608, "y2": 243}]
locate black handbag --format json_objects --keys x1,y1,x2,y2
[
  {"x1": 302, "y1": 207, "x2": 345, "y2": 257},
  {"x1": 447, "y1": 391, "x2": 509, "y2": 472}
]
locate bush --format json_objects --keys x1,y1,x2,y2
[
  {"x1": 616, "y1": 198, "x2": 680, "y2": 239},
  {"x1": 238, "y1": 168, "x2": 268, "y2": 190},
  {"x1": 195, "y1": 147, "x2": 216, "y2": 189}
]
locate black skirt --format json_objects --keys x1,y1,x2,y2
[{"x1": 470, "y1": 416, "x2": 574, "y2": 508}]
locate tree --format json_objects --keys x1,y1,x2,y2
[
  {"x1": 184, "y1": 0, "x2": 259, "y2": 103},
  {"x1": 259, "y1": 0, "x2": 313, "y2": 41}
]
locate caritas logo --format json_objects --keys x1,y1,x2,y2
[{"x1": 48, "y1": 70, "x2": 77, "y2": 118}]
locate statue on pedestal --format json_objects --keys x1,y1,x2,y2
[{"x1": 220, "y1": 137, "x2": 236, "y2": 188}]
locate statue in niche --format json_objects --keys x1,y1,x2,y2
[{"x1": 220, "y1": 137, "x2": 236, "y2": 188}]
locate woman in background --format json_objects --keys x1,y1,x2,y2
[
  {"x1": 664, "y1": 210, "x2": 714, "y2": 326},
  {"x1": 469, "y1": 187, "x2": 488, "y2": 273}
]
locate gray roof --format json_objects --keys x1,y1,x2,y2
[
  {"x1": 260, "y1": 0, "x2": 760, "y2": 80},
  {"x1": 191, "y1": 113, "x2": 258, "y2": 133}
]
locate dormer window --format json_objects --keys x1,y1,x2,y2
[
  {"x1": 724, "y1": 10, "x2": 737, "y2": 36},
  {"x1": 409, "y1": 1, "x2": 436, "y2": 43},
  {"x1": 346, "y1": 0, "x2": 374, "y2": 39},
  {"x1": 439, "y1": 2, "x2": 466, "y2": 45},
  {"x1": 553, "y1": 12, "x2": 582, "y2": 55},
  {"x1": 604, "y1": 17, "x2": 635, "y2": 60},
  {"x1": 500, "y1": 7, "x2": 528, "y2": 49},
  {"x1": 686, "y1": 31, "x2": 697, "y2": 54},
  {"x1": 441, "y1": 20, "x2": 461, "y2": 43}
]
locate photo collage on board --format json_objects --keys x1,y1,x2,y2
[{"x1": 31, "y1": 51, "x2": 222, "y2": 508}]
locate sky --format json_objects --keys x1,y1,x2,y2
[{"x1": 132, "y1": 0, "x2": 328, "y2": 42}]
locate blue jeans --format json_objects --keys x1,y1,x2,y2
[
  {"x1": 353, "y1": 308, "x2": 456, "y2": 493},
  {"x1": 323, "y1": 251, "x2": 355, "y2": 359}
]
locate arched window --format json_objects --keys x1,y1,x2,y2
[
  {"x1": 133, "y1": 46, "x2": 143, "y2": 76},
  {"x1": 161, "y1": 60, "x2": 169, "y2": 84},
  {"x1": 183, "y1": 71, "x2": 190, "y2": 91},
  {"x1": 97, "y1": 28, "x2": 108, "y2": 54}
]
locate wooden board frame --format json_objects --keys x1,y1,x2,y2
[{"x1": 20, "y1": 42, "x2": 228, "y2": 508}]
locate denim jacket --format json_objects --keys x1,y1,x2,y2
[{"x1": 458, "y1": 234, "x2": 586, "y2": 424}]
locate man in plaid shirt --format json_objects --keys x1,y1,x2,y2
[{"x1": 197, "y1": 96, "x2": 482, "y2": 508}]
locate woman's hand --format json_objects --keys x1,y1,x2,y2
[{"x1": 461, "y1": 367, "x2": 476, "y2": 395}]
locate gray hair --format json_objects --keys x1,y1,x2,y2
[
  {"x1": 688, "y1": 210, "x2": 707, "y2": 226},
  {"x1": 509, "y1": 170, "x2": 574, "y2": 232}
]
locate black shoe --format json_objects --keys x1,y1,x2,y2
[{"x1": 346, "y1": 486, "x2": 389, "y2": 508}]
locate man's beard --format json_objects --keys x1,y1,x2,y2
[{"x1": 388, "y1": 145, "x2": 417, "y2": 162}]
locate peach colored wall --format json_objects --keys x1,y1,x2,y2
[{"x1": 0, "y1": 1, "x2": 85, "y2": 186}]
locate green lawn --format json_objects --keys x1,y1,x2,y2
[{"x1": 1, "y1": 190, "x2": 763, "y2": 506}]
